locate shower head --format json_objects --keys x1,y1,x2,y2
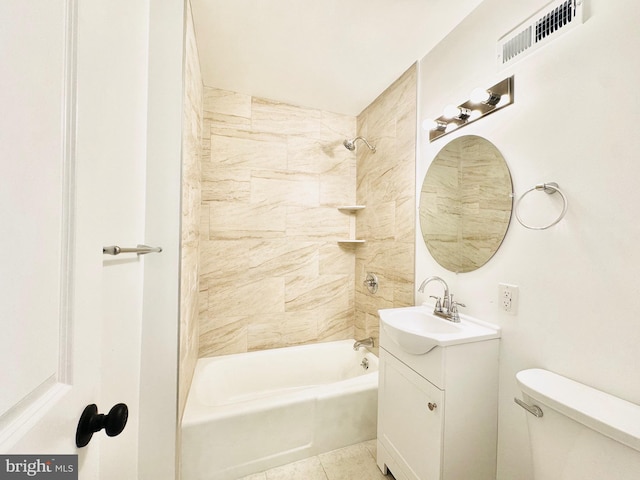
[
  {"x1": 343, "y1": 136, "x2": 376, "y2": 153},
  {"x1": 343, "y1": 139, "x2": 356, "y2": 151}
]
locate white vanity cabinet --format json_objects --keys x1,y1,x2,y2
[{"x1": 377, "y1": 328, "x2": 500, "y2": 480}]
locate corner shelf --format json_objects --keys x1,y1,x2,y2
[
  {"x1": 337, "y1": 205, "x2": 366, "y2": 244},
  {"x1": 337, "y1": 205, "x2": 366, "y2": 213}
]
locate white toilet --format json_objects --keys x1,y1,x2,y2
[{"x1": 516, "y1": 368, "x2": 640, "y2": 480}]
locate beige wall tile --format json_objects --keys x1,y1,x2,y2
[
  {"x1": 354, "y1": 310, "x2": 367, "y2": 343},
  {"x1": 285, "y1": 275, "x2": 351, "y2": 312},
  {"x1": 199, "y1": 202, "x2": 210, "y2": 241},
  {"x1": 204, "y1": 87, "x2": 251, "y2": 118},
  {"x1": 179, "y1": 0, "x2": 203, "y2": 434},
  {"x1": 199, "y1": 239, "x2": 251, "y2": 278},
  {"x1": 248, "y1": 239, "x2": 319, "y2": 278},
  {"x1": 319, "y1": 170, "x2": 357, "y2": 206},
  {"x1": 395, "y1": 196, "x2": 415, "y2": 243},
  {"x1": 355, "y1": 279, "x2": 393, "y2": 318},
  {"x1": 286, "y1": 206, "x2": 349, "y2": 239},
  {"x1": 210, "y1": 133, "x2": 287, "y2": 169},
  {"x1": 320, "y1": 110, "x2": 357, "y2": 140},
  {"x1": 393, "y1": 276, "x2": 415, "y2": 307},
  {"x1": 355, "y1": 64, "x2": 417, "y2": 344},
  {"x1": 287, "y1": 135, "x2": 353, "y2": 175},
  {"x1": 197, "y1": 69, "x2": 416, "y2": 358},
  {"x1": 209, "y1": 201, "x2": 287, "y2": 238},
  {"x1": 357, "y1": 201, "x2": 395, "y2": 241},
  {"x1": 199, "y1": 316, "x2": 248, "y2": 357},
  {"x1": 208, "y1": 277, "x2": 285, "y2": 318},
  {"x1": 250, "y1": 170, "x2": 320, "y2": 206},
  {"x1": 198, "y1": 94, "x2": 358, "y2": 357},
  {"x1": 319, "y1": 243, "x2": 355, "y2": 275},
  {"x1": 205, "y1": 111, "x2": 252, "y2": 132},
  {"x1": 201, "y1": 165, "x2": 251, "y2": 202},
  {"x1": 251, "y1": 97, "x2": 322, "y2": 136},
  {"x1": 318, "y1": 308, "x2": 354, "y2": 341},
  {"x1": 247, "y1": 313, "x2": 319, "y2": 351}
]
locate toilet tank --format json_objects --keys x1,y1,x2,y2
[{"x1": 516, "y1": 368, "x2": 640, "y2": 480}]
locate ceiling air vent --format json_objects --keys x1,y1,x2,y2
[{"x1": 497, "y1": 0, "x2": 584, "y2": 69}]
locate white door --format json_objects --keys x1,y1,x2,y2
[
  {"x1": 0, "y1": 0, "x2": 159, "y2": 478},
  {"x1": 0, "y1": 0, "x2": 101, "y2": 473}
]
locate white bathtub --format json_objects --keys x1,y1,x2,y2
[{"x1": 181, "y1": 339, "x2": 379, "y2": 480}]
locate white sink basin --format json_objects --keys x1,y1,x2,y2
[{"x1": 379, "y1": 305, "x2": 501, "y2": 355}]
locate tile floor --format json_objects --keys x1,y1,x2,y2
[{"x1": 238, "y1": 440, "x2": 395, "y2": 480}]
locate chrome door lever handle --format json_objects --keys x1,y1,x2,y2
[{"x1": 103, "y1": 244, "x2": 162, "y2": 256}]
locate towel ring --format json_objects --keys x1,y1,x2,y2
[{"x1": 515, "y1": 182, "x2": 567, "y2": 230}]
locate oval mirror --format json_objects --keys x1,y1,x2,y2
[{"x1": 419, "y1": 135, "x2": 513, "y2": 273}]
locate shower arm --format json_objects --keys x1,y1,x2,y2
[{"x1": 352, "y1": 136, "x2": 376, "y2": 152}]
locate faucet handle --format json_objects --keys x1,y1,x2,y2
[
  {"x1": 448, "y1": 295, "x2": 465, "y2": 323},
  {"x1": 449, "y1": 294, "x2": 465, "y2": 310},
  {"x1": 450, "y1": 300, "x2": 466, "y2": 311},
  {"x1": 449, "y1": 295, "x2": 465, "y2": 316},
  {"x1": 429, "y1": 295, "x2": 443, "y2": 312}
]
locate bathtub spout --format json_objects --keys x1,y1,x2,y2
[{"x1": 353, "y1": 337, "x2": 374, "y2": 350}]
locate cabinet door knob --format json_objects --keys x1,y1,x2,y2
[{"x1": 428, "y1": 402, "x2": 437, "y2": 411}]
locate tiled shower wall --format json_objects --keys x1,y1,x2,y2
[
  {"x1": 198, "y1": 89, "x2": 358, "y2": 356},
  {"x1": 197, "y1": 66, "x2": 417, "y2": 357},
  {"x1": 178, "y1": 1, "x2": 203, "y2": 418},
  {"x1": 355, "y1": 65, "x2": 417, "y2": 348}
]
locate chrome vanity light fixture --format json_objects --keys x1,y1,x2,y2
[{"x1": 424, "y1": 76, "x2": 514, "y2": 142}]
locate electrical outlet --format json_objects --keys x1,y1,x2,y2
[{"x1": 499, "y1": 283, "x2": 519, "y2": 314}]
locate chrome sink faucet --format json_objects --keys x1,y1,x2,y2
[
  {"x1": 417, "y1": 276, "x2": 465, "y2": 323},
  {"x1": 418, "y1": 276, "x2": 450, "y2": 311}
]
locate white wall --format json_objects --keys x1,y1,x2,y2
[
  {"x1": 139, "y1": 0, "x2": 185, "y2": 478},
  {"x1": 91, "y1": 0, "x2": 150, "y2": 476},
  {"x1": 78, "y1": 0, "x2": 185, "y2": 477},
  {"x1": 415, "y1": 1, "x2": 640, "y2": 478}
]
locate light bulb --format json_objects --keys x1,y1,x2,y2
[
  {"x1": 497, "y1": 94, "x2": 510, "y2": 107},
  {"x1": 443, "y1": 104, "x2": 461, "y2": 119},
  {"x1": 471, "y1": 87, "x2": 503, "y2": 106},
  {"x1": 422, "y1": 119, "x2": 437, "y2": 131},
  {"x1": 470, "y1": 87, "x2": 490, "y2": 104},
  {"x1": 469, "y1": 110, "x2": 482, "y2": 121},
  {"x1": 422, "y1": 118, "x2": 447, "y2": 132}
]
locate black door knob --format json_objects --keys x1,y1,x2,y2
[{"x1": 76, "y1": 403, "x2": 128, "y2": 448}]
